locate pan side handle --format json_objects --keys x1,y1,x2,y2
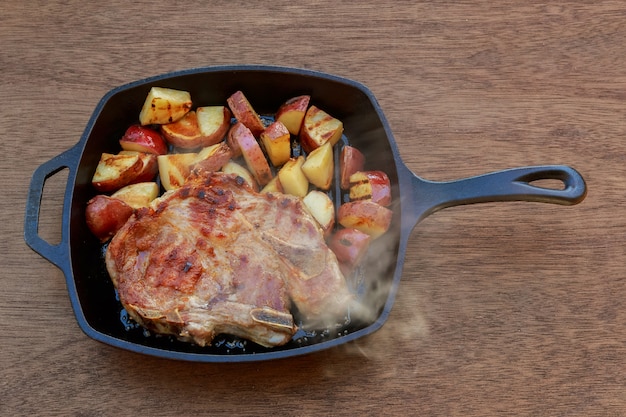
[
  {"x1": 401, "y1": 164, "x2": 587, "y2": 228},
  {"x1": 24, "y1": 145, "x2": 81, "y2": 271}
]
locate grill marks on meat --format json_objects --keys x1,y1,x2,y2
[{"x1": 105, "y1": 172, "x2": 352, "y2": 347}]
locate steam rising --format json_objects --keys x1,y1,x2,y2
[
  {"x1": 345, "y1": 196, "x2": 403, "y2": 327},
  {"x1": 291, "y1": 125, "x2": 409, "y2": 344}
]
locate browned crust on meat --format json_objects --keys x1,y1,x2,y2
[{"x1": 105, "y1": 172, "x2": 352, "y2": 347}]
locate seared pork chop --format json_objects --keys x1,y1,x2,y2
[{"x1": 105, "y1": 172, "x2": 352, "y2": 347}]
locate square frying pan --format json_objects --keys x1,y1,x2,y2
[{"x1": 24, "y1": 65, "x2": 586, "y2": 362}]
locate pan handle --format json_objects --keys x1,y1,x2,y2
[
  {"x1": 403, "y1": 164, "x2": 587, "y2": 227},
  {"x1": 24, "y1": 144, "x2": 81, "y2": 271}
]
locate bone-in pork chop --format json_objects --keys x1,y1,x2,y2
[{"x1": 105, "y1": 172, "x2": 352, "y2": 347}]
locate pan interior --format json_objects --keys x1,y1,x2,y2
[{"x1": 69, "y1": 67, "x2": 403, "y2": 359}]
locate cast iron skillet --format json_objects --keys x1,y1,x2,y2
[{"x1": 24, "y1": 65, "x2": 586, "y2": 362}]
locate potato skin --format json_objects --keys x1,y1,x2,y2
[
  {"x1": 232, "y1": 122, "x2": 272, "y2": 186},
  {"x1": 227, "y1": 90, "x2": 265, "y2": 137},
  {"x1": 226, "y1": 123, "x2": 244, "y2": 158},
  {"x1": 160, "y1": 110, "x2": 206, "y2": 149},
  {"x1": 299, "y1": 105, "x2": 343, "y2": 154},
  {"x1": 340, "y1": 146, "x2": 365, "y2": 190},
  {"x1": 91, "y1": 153, "x2": 144, "y2": 193},
  {"x1": 125, "y1": 152, "x2": 158, "y2": 183},
  {"x1": 119, "y1": 125, "x2": 168, "y2": 155},
  {"x1": 328, "y1": 228, "x2": 371, "y2": 269},
  {"x1": 275, "y1": 95, "x2": 310, "y2": 135},
  {"x1": 260, "y1": 120, "x2": 291, "y2": 167},
  {"x1": 337, "y1": 200, "x2": 392, "y2": 239},
  {"x1": 85, "y1": 195, "x2": 134, "y2": 242},
  {"x1": 192, "y1": 142, "x2": 233, "y2": 175},
  {"x1": 349, "y1": 170, "x2": 392, "y2": 206},
  {"x1": 161, "y1": 107, "x2": 231, "y2": 149}
]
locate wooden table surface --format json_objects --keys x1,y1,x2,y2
[{"x1": 3, "y1": 1, "x2": 625, "y2": 415}]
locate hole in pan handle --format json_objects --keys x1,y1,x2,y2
[
  {"x1": 24, "y1": 144, "x2": 81, "y2": 272},
  {"x1": 403, "y1": 164, "x2": 587, "y2": 228}
]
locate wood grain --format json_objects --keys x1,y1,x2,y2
[{"x1": 3, "y1": 1, "x2": 626, "y2": 415}]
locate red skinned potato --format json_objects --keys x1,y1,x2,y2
[
  {"x1": 260, "y1": 121, "x2": 291, "y2": 167},
  {"x1": 338, "y1": 200, "x2": 392, "y2": 239},
  {"x1": 275, "y1": 95, "x2": 310, "y2": 135},
  {"x1": 196, "y1": 106, "x2": 232, "y2": 145},
  {"x1": 299, "y1": 105, "x2": 343, "y2": 154},
  {"x1": 301, "y1": 141, "x2": 334, "y2": 190},
  {"x1": 139, "y1": 87, "x2": 192, "y2": 125},
  {"x1": 91, "y1": 152, "x2": 144, "y2": 193},
  {"x1": 227, "y1": 90, "x2": 265, "y2": 137},
  {"x1": 231, "y1": 122, "x2": 272, "y2": 186},
  {"x1": 277, "y1": 156, "x2": 308, "y2": 198},
  {"x1": 328, "y1": 228, "x2": 372, "y2": 270},
  {"x1": 111, "y1": 182, "x2": 159, "y2": 209},
  {"x1": 119, "y1": 151, "x2": 159, "y2": 183},
  {"x1": 85, "y1": 195, "x2": 134, "y2": 242},
  {"x1": 302, "y1": 190, "x2": 335, "y2": 237},
  {"x1": 349, "y1": 170, "x2": 392, "y2": 206},
  {"x1": 226, "y1": 123, "x2": 243, "y2": 158},
  {"x1": 222, "y1": 160, "x2": 259, "y2": 191},
  {"x1": 161, "y1": 107, "x2": 231, "y2": 149},
  {"x1": 157, "y1": 152, "x2": 198, "y2": 191},
  {"x1": 340, "y1": 145, "x2": 365, "y2": 189},
  {"x1": 158, "y1": 143, "x2": 233, "y2": 191},
  {"x1": 260, "y1": 175, "x2": 284, "y2": 194},
  {"x1": 192, "y1": 142, "x2": 233, "y2": 175},
  {"x1": 119, "y1": 125, "x2": 168, "y2": 155},
  {"x1": 160, "y1": 110, "x2": 206, "y2": 149}
]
